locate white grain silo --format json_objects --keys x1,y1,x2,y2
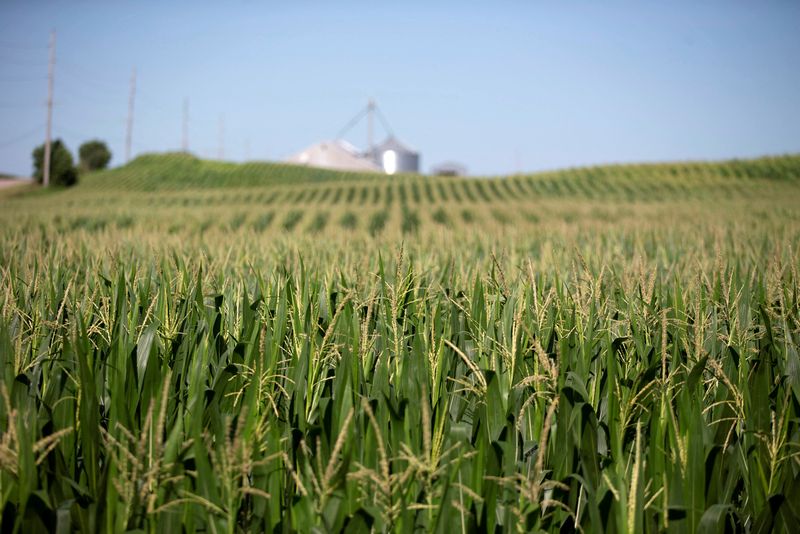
[{"x1": 370, "y1": 136, "x2": 420, "y2": 175}]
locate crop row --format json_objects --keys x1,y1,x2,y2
[
  {"x1": 39, "y1": 173, "x2": 794, "y2": 217},
  {"x1": 80, "y1": 153, "x2": 800, "y2": 193},
  {"x1": 31, "y1": 207, "x2": 514, "y2": 237},
  {"x1": 4, "y1": 192, "x2": 797, "y2": 246}
]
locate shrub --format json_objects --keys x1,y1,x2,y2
[
  {"x1": 32, "y1": 139, "x2": 78, "y2": 187},
  {"x1": 78, "y1": 140, "x2": 112, "y2": 172}
]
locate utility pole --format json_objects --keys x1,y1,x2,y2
[
  {"x1": 218, "y1": 114, "x2": 224, "y2": 160},
  {"x1": 125, "y1": 67, "x2": 136, "y2": 162},
  {"x1": 244, "y1": 138, "x2": 250, "y2": 161},
  {"x1": 43, "y1": 30, "x2": 55, "y2": 187},
  {"x1": 367, "y1": 98, "x2": 375, "y2": 154},
  {"x1": 182, "y1": 98, "x2": 189, "y2": 152}
]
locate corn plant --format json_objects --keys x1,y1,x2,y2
[{"x1": 0, "y1": 153, "x2": 799, "y2": 532}]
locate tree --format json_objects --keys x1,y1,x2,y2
[
  {"x1": 32, "y1": 139, "x2": 78, "y2": 187},
  {"x1": 78, "y1": 140, "x2": 112, "y2": 172}
]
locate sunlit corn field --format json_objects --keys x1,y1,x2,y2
[{"x1": 1, "y1": 153, "x2": 800, "y2": 532}]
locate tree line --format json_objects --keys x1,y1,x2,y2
[{"x1": 32, "y1": 139, "x2": 112, "y2": 187}]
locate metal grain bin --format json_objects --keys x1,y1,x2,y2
[{"x1": 370, "y1": 136, "x2": 420, "y2": 175}]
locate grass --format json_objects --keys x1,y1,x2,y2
[{"x1": 1, "y1": 153, "x2": 799, "y2": 532}]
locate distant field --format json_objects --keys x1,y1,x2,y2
[
  {"x1": 5, "y1": 153, "x2": 800, "y2": 241},
  {"x1": 1, "y1": 154, "x2": 799, "y2": 532},
  {"x1": 0, "y1": 177, "x2": 32, "y2": 191}
]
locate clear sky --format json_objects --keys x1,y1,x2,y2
[{"x1": 1, "y1": 1, "x2": 798, "y2": 176}]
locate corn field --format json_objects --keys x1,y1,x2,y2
[{"x1": 1, "y1": 154, "x2": 800, "y2": 532}]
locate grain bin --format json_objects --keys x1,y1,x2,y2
[{"x1": 370, "y1": 136, "x2": 420, "y2": 175}]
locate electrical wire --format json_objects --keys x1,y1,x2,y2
[
  {"x1": 54, "y1": 123, "x2": 127, "y2": 144},
  {"x1": 58, "y1": 60, "x2": 126, "y2": 88},
  {"x1": 136, "y1": 89, "x2": 171, "y2": 113},
  {"x1": 59, "y1": 69, "x2": 124, "y2": 93},
  {"x1": 0, "y1": 101, "x2": 41, "y2": 109},
  {"x1": 0, "y1": 124, "x2": 45, "y2": 149},
  {"x1": 55, "y1": 82, "x2": 123, "y2": 107},
  {"x1": 0, "y1": 76, "x2": 46, "y2": 83},
  {"x1": 0, "y1": 40, "x2": 44, "y2": 51},
  {"x1": 0, "y1": 56, "x2": 48, "y2": 67}
]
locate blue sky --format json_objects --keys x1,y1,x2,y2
[{"x1": 1, "y1": 1, "x2": 798, "y2": 176}]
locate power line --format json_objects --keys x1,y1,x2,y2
[
  {"x1": 58, "y1": 68, "x2": 124, "y2": 93},
  {"x1": 0, "y1": 40, "x2": 45, "y2": 51},
  {"x1": 0, "y1": 56, "x2": 48, "y2": 67},
  {"x1": 5, "y1": 52, "x2": 165, "y2": 122},
  {"x1": 136, "y1": 88, "x2": 170, "y2": 113},
  {"x1": 55, "y1": 82, "x2": 122, "y2": 106},
  {"x1": 54, "y1": 124, "x2": 125, "y2": 145},
  {"x1": 0, "y1": 123, "x2": 44, "y2": 148},
  {"x1": 0, "y1": 101, "x2": 41, "y2": 109},
  {"x1": 55, "y1": 109, "x2": 125, "y2": 127},
  {"x1": 0, "y1": 76, "x2": 47, "y2": 83},
  {"x1": 57, "y1": 59, "x2": 123, "y2": 85}
]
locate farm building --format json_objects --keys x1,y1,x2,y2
[
  {"x1": 286, "y1": 100, "x2": 421, "y2": 175},
  {"x1": 431, "y1": 161, "x2": 467, "y2": 176},
  {"x1": 286, "y1": 140, "x2": 381, "y2": 172}
]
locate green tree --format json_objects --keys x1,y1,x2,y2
[
  {"x1": 78, "y1": 139, "x2": 112, "y2": 172},
  {"x1": 32, "y1": 139, "x2": 78, "y2": 187}
]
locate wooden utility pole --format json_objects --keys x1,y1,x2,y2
[
  {"x1": 43, "y1": 30, "x2": 55, "y2": 187},
  {"x1": 182, "y1": 98, "x2": 189, "y2": 152},
  {"x1": 218, "y1": 114, "x2": 224, "y2": 160},
  {"x1": 125, "y1": 68, "x2": 136, "y2": 162}
]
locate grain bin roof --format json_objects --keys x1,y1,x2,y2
[
  {"x1": 286, "y1": 140, "x2": 381, "y2": 172},
  {"x1": 376, "y1": 135, "x2": 417, "y2": 154}
]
